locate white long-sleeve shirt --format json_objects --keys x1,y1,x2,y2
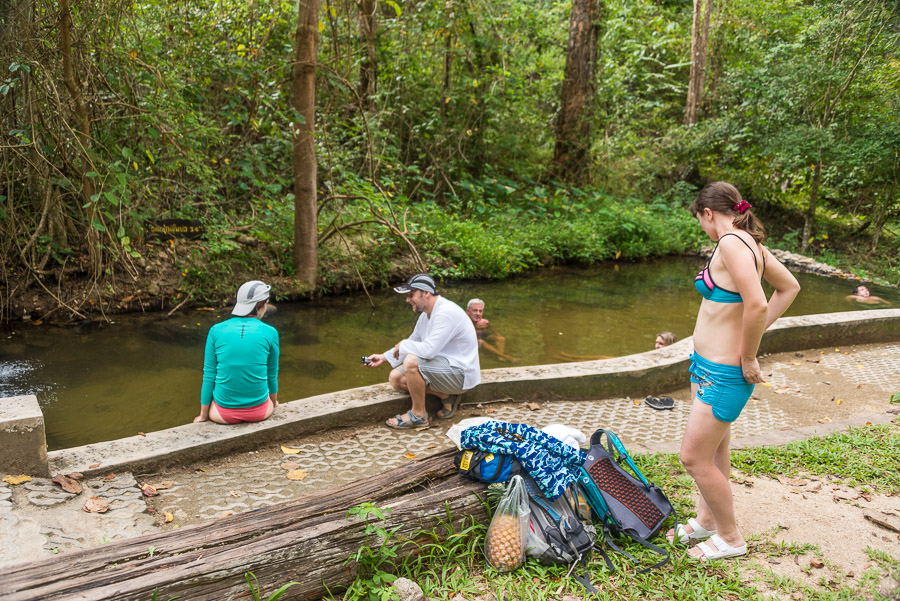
[{"x1": 384, "y1": 295, "x2": 481, "y2": 390}]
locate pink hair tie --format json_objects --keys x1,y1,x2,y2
[{"x1": 733, "y1": 200, "x2": 751, "y2": 214}]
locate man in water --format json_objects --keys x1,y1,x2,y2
[
  {"x1": 465, "y1": 298, "x2": 518, "y2": 362},
  {"x1": 364, "y1": 274, "x2": 480, "y2": 429},
  {"x1": 194, "y1": 280, "x2": 279, "y2": 424},
  {"x1": 846, "y1": 285, "x2": 891, "y2": 305}
]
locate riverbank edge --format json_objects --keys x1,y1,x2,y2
[
  {"x1": 38, "y1": 308, "x2": 900, "y2": 478},
  {"x1": 2, "y1": 246, "x2": 876, "y2": 327}
]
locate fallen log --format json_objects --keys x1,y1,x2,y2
[{"x1": 0, "y1": 448, "x2": 488, "y2": 601}]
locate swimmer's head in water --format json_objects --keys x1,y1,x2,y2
[
  {"x1": 655, "y1": 331, "x2": 677, "y2": 349},
  {"x1": 466, "y1": 299, "x2": 485, "y2": 322},
  {"x1": 852, "y1": 285, "x2": 870, "y2": 298}
]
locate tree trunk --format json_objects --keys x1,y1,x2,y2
[
  {"x1": 869, "y1": 183, "x2": 893, "y2": 253},
  {"x1": 440, "y1": 28, "x2": 452, "y2": 121},
  {"x1": 800, "y1": 152, "x2": 822, "y2": 254},
  {"x1": 356, "y1": 0, "x2": 376, "y2": 109},
  {"x1": 551, "y1": 0, "x2": 601, "y2": 184},
  {"x1": 0, "y1": 449, "x2": 486, "y2": 601},
  {"x1": 684, "y1": 0, "x2": 713, "y2": 125},
  {"x1": 292, "y1": 0, "x2": 319, "y2": 289},
  {"x1": 59, "y1": 0, "x2": 101, "y2": 278}
]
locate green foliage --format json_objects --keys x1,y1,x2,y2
[
  {"x1": 342, "y1": 503, "x2": 402, "y2": 601},
  {"x1": 243, "y1": 571, "x2": 299, "y2": 601},
  {"x1": 2, "y1": 0, "x2": 897, "y2": 310}
]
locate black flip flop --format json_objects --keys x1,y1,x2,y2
[{"x1": 645, "y1": 396, "x2": 675, "y2": 410}]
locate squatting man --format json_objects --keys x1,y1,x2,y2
[{"x1": 363, "y1": 273, "x2": 480, "y2": 429}]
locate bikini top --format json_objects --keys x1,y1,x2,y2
[{"x1": 694, "y1": 233, "x2": 766, "y2": 303}]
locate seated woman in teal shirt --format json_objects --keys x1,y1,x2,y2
[{"x1": 193, "y1": 280, "x2": 280, "y2": 424}]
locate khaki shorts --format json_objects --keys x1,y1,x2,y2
[{"x1": 397, "y1": 355, "x2": 467, "y2": 395}]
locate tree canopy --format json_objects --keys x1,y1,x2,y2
[{"x1": 0, "y1": 0, "x2": 897, "y2": 320}]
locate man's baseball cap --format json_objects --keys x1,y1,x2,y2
[
  {"x1": 393, "y1": 273, "x2": 437, "y2": 295},
  {"x1": 232, "y1": 280, "x2": 271, "y2": 315}
]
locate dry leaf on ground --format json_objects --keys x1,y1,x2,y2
[
  {"x1": 2, "y1": 475, "x2": 32, "y2": 486},
  {"x1": 52, "y1": 473, "x2": 83, "y2": 494},
  {"x1": 527, "y1": 402, "x2": 541, "y2": 411},
  {"x1": 83, "y1": 497, "x2": 110, "y2": 513},
  {"x1": 88, "y1": 463, "x2": 101, "y2": 469},
  {"x1": 102, "y1": 474, "x2": 117, "y2": 480},
  {"x1": 286, "y1": 469, "x2": 308, "y2": 481},
  {"x1": 141, "y1": 484, "x2": 159, "y2": 497},
  {"x1": 281, "y1": 445, "x2": 301, "y2": 455},
  {"x1": 165, "y1": 512, "x2": 174, "y2": 523},
  {"x1": 404, "y1": 452, "x2": 416, "y2": 459},
  {"x1": 68, "y1": 472, "x2": 84, "y2": 481}
]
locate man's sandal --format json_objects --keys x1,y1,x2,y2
[
  {"x1": 437, "y1": 394, "x2": 462, "y2": 419},
  {"x1": 668, "y1": 517, "x2": 717, "y2": 545},
  {"x1": 386, "y1": 410, "x2": 429, "y2": 429},
  {"x1": 690, "y1": 535, "x2": 747, "y2": 561}
]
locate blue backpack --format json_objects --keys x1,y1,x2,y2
[{"x1": 455, "y1": 449, "x2": 522, "y2": 483}]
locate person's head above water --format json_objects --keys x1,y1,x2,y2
[
  {"x1": 466, "y1": 298, "x2": 485, "y2": 322},
  {"x1": 232, "y1": 280, "x2": 271, "y2": 316},
  {"x1": 690, "y1": 181, "x2": 766, "y2": 244},
  {"x1": 851, "y1": 285, "x2": 870, "y2": 298},
  {"x1": 655, "y1": 331, "x2": 677, "y2": 349}
]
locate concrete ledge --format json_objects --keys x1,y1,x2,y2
[
  {"x1": 0, "y1": 395, "x2": 50, "y2": 477},
  {"x1": 47, "y1": 308, "x2": 900, "y2": 477}
]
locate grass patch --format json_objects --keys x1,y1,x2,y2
[{"x1": 732, "y1": 423, "x2": 900, "y2": 494}]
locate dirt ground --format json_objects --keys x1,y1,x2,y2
[{"x1": 732, "y1": 473, "x2": 899, "y2": 599}]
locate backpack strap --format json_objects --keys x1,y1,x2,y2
[
  {"x1": 623, "y1": 533, "x2": 670, "y2": 573},
  {"x1": 598, "y1": 507, "x2": 679, "y2": 574},
  {"x1": 569, "y1": 556, "x2": 598, "y2": 594},
  {"x1": 591, "y1": 536, "x2": 617, "y2": 572}
]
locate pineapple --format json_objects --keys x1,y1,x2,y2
[{"x1": 485, "y1": 513, "x2": 524, "y2": 572}]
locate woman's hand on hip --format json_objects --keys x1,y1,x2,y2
[{"x1": 741, "y1": 357, "x2": 765, "y2": 384}]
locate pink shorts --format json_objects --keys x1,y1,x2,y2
[{"x1": 213, "y1": 399, "x2": 271, "y2": 424}]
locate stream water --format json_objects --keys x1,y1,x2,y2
[{"x1": 2, "y1": 257, "x2": 897, "y2": 450}]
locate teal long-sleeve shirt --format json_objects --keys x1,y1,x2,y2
[{"x1": 200, "y1": 317, "x2": 279, "y2": 408}]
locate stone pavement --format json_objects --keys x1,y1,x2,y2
[{"x1": 1, "y1": 341, "x2": 897, "y2": 569}]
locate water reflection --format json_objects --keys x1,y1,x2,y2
[{"x1": 1, "y1": 258, "x2": 896, "y2": 450}]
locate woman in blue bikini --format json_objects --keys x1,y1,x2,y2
[{"x1": 668, "y1": 182, "x2": 800, "y2": 561}]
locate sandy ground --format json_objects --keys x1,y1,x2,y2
[{"x1": 731, "y1": 473, "x2": 900, "y2": 599}]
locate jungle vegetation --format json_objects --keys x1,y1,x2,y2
[{"x1": 0, "y1": 0, "x2": 897, "y2": 320}]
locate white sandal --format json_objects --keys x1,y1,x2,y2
[
  {"x1": 692, "y1": 534, "x2": 747, "y2": 561},
  {"x1": 669, "y1": 517, "x2": 716, "y2": 545}
]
